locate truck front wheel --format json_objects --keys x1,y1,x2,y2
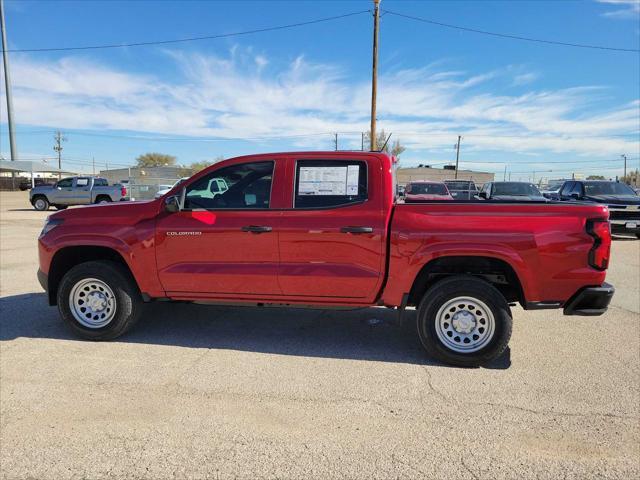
[
  {"x1": 57, "y1": 260, "x2": 143, "y2": 340},
  {"x1": 417, "y1": 275, "x2": 512, "y2": 367},
  {"x1": 32, "y1": 196, "x2": 49, "y2": 211}
]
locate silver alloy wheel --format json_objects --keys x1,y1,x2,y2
[
  {"x1": 434, "y1": 296, "x2": 496, "y2": 353},
  {"x1": 34, "y1": 198, "x2": 46, "y2": 210},
  {"x1": 69, "y1": 278, "x2": 116, "y2": 328}
]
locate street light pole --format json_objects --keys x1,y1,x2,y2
[
  {"x1": 621, "y1": 154, "x2": 627, "y2": 180},
  {"x1": 1, "y1": 0, "x2": 18, "y2": 189}
]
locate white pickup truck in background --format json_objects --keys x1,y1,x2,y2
[{"x1": 29, "y1": 176, "x2": 127, "y2": 210}]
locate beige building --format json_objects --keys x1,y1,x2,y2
[{"x1": 396, "y1": 166, "x2": 495, "y2": 186}]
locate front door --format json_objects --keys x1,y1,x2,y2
[
  {"x1": 53, "y1": 177, "x2": 75, "y2": 205},
  {"x1": 277, "y1": 157, "x2": 386, "y2": 301},
  {"x1": 155, "y1": 160, "x2": 282, "y2": 297}
]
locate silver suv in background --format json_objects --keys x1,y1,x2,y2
[{"x1": 30, "y1": 176, "x2": 126, "y2": 211}]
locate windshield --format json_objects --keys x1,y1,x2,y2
[
  {"x1": 407, "y1": 183, "x2": 448, "y2": 195},
  {"x1": 445, "y1": 181, "x2": 476, "y2": 191},
  {"x1": 492, "y1": 183, "x2": 541, "y2": 196},
  {"x1": 584, "y1": 182, "x2": 636, "y2": 196}
]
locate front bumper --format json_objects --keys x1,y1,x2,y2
[
  {"x1": 610, "y1": 219, "x2": 640, "y2": 233},
  {"x1": 563, "y1": 282, "x2": 615, "y2": 316},
  {"x1": 37, "y1": 269, "x2": 48, "y2": 293}
]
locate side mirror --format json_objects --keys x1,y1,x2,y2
[
  {"x1": 478, "y1": 191, "x2": 487, "y2": 199},
  {"x1": 570, "y1": 193, "x2": 581, "y2": 199},
  {"x1": 164, "y1": 195, "x2": 181, "y2": 213}
]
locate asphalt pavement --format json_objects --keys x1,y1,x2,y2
[{"x1": 1, "y1": 191, "x2": 638, "y2": 479}]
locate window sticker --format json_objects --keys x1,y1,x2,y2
[
  {"x1": 76, "y1": 178, "x2": 89, "y2": 186},
  {"x1": 346, "y1": 165, "x2": 360, "y2": 195},
  {"x1": 299, "y1": 166, "x2": 360, "y2": 196}
]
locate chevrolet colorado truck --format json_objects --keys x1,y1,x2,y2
[
  {"x1": 30, "y1": 176, "x2": 126, "y2": 211},
  {"x1": 37, "y1": 152, "x2": 614, "y2": 367}
]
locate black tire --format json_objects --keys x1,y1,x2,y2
[
  {"x1": 53, "y1": 205, "x2": 68, "y2": 210},
  {"x1": 32, "y1": 196, "x2": 49, "y2": 211},
  {"x1": 417, "y1": 275, "x2": 512, "y2": 367},
  {"x1": 636, "y1": 233, "x2": 640, "y2": 239},
  {"x1": 95, "y1": 196, "x2": 112, "y2": 204},
  {"x1": 57, "y1": 260, "x2": 143, "y2": 340}
]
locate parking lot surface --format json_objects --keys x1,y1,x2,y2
[{"x1": 1, "y1": 191, "x2": 639, "y2": 479}]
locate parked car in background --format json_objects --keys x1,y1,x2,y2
[
  {"x1": 19, "y1": 178, "x2": 54, "y2": 191},
  {"x1": 30, "y1": 176, "x2": 126, "y2": 211},
  {"x1": 444, "y1": 180, "x2": 478, "y2": 200},
  {"x1": 37, "y1": 151, "x2": 614, "y2": 367},
  {"x1": 541, "y1": 179, "x2": 568, "y2": 200},
  {"x1": 558, "y1": 180, "x2": 640, "y2": 237},
  {"x1": 478, "y1": 182, "x2": 547, "y2": 202},
  {"x1": 404, "y1": 181, "x2": 453, "y2": 202},
  {"x1": 155, "y1": 177, "x2": 190, "y2": 199}
]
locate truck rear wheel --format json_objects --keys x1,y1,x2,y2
[
  {"x1": 417, "y1": 275, "x2": 512, "y2": 367},
  {"x1": 95, "y1": 196, "x2": 112, "y2": 204},
  {"x1": 33, "y1": 196, "x2": 49, "y2": 211},
  {"x1": 57, "y1": 260, "x2": 143, "y2": 340}
]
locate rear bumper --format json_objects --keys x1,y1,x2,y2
[{"x1": 563, "y1": 282, "x2": 614, "y2": 316}]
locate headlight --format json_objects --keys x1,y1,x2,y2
[{"x1": 40, "y1": 217, "x2": 64, "y2": 237}]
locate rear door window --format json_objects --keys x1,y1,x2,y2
[{"x1": 294, "y1": 160, "x2": 367, "y2": 209}]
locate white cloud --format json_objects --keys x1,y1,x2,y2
[
  {"x1": 597, "y1": 0, "x2": 640, "y2": 19},
  {"x1": 1, "y1": 48, "x2": 638, "y2": 159}
]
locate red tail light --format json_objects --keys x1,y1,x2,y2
[
  {"x1": 121, "y1": 186, "x2": 127, "y2": 197},
  {"x1": 587, "y1": 219, "x2": 611, "y2": 270}
]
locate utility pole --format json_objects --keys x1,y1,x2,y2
[
  {"x1": 1, "y1": 0, "x2": 18, "y2": 190},
  {"x1": 621, "y1": 154, "x2": 627, "y2": 180},
  {"x1": 92, "y1": 157, "x2": 95, "y2": 176},
  {"x1": 503, "y1": 164, "x2": 507, "y2": 181},
  {"x1": 53, "y1": 131, "x2": 66, "y2": 178},
  {"x1": 454, "y1": 135, "x2": 462, "y2": 179},
  {"x1": 361, "y1": 132, "x2": 365, "y2": 151},
  {"x1": 370, "y1": 0, "x2": 380, "y2": 151},
  {"x1": 334, "y1": 133, "x2": 338, "y2": 151}
]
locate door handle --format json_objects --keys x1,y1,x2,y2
[
  {"x1": 340, "y1": 226, "x2": 373, "y2": 234},
  {"x1": 242, "y1": 225, "x2": 272, "y2": 233}
]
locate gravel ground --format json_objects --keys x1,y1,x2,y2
[{"x1": 1, "y1": 191, "x2": 638, "y2": 479}]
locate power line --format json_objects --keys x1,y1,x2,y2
[
  {"x1": 1, "y1": 9, "x2": 370, "y2": 53},
  {"x1": 383, "y1": 9, "x2": 640, "y2": 53}
]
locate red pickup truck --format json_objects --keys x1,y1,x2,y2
[{"x1": 37, "y1": 151, "x2": 614, "y2": 367}]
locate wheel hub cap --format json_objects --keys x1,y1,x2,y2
[
  {"x1": 452, "y1": 310, "x2": 476, "y2": 333},
  {"x1": 434, "y1": 296, "x2": 496, "y2": 353},
  {"x1": 69, "y1": 278, "x2": 116, "y2": 329}
]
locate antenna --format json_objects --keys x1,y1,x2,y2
[{"x1": 379, "y1": 132, "x2": 392, "y2": 152}]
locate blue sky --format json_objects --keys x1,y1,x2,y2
[{"x1": 1, "y1": 0, "x2": 639, "y2": 181}]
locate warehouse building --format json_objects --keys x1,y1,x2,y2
[{"x1": 396, "y1": 165, "x2": 495, "y2": 186}]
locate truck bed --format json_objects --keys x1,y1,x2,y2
[{"x1": 383, "y1": 201, "x2": 609, "y2": 307}]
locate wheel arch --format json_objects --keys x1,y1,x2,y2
[
  {"x1": 94, "y1": 194, "x2": 113, "y2": 203},
  {"x1": 407, "y1": 255, "x2": 525, "y2": 307},
  {"x1": 47, "y1": 246, "x2": 138, "y2": 305}
]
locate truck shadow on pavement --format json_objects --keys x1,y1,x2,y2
[{"x1": 0, "y1": 292, "x2": 510, "y2": 369}]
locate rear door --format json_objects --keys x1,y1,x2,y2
[
  {"x1": 276, "y1": 156, "x2": 386, "y2": 301},
  {"x1": 155, "y1": 159, "x2": 283, "y2": 297},
  {"x1": 73, "y1": 177, "x2": 93, "y2": 204}
]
